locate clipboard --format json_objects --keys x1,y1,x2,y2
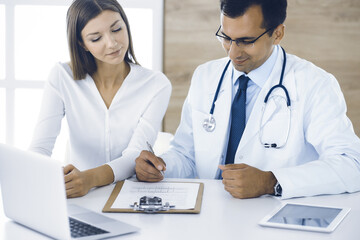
[{"x1": 102, "y1": 180, "x2": 204, "y2": 214}]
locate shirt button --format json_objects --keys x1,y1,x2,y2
[{"x1": 238, "y1": 155, "x2": 243, "y2": 160}]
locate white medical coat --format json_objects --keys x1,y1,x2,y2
[{"x1": 161, "y1": 47, "x2": 360, "y2": 199}]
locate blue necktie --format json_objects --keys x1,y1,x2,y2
[{"x1": 225, "y1": 75, "x2": 250, "y2": 165}]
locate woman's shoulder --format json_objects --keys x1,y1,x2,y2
[
  {"x1": 129, "y1": 63, "x2": 171, "y2": 87},
  {"x1": 46, "y1": 62, "x2": 81, "y2": 91},
  {"x1": 48, "y1": 62, "x2": 74, "y2": 79}
]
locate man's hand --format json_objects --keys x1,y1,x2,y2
[
  {"x1": 64, "y1": 164, "x2": 92, "y2": 198},
  {"x1": 135, "y1": 150, "x2": 166, "y2": 182},
  {"x1": 218, "y1": 163, "x2": 277, "y2": 199}
]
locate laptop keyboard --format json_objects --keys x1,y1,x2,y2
[{"x1": 69, "y1": 217, "x2": 109, "y2": 238}]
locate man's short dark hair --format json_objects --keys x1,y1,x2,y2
[{"x1": 220, "y1": 0, "x2": 287, "y2": 34}]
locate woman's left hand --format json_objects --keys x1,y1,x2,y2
[{"x1": 63, "y1": 164, "x2": 93, "y2": 198}]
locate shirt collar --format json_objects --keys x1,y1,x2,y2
[{"x1": 232, "y1": 45, "x2": 279, "y2": 88}]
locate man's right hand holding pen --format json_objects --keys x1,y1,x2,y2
[{"x1": 135, "y1": 147, "x2": 166, "y2": 182}]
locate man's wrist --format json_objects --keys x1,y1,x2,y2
[{"x1": 265, "y1": 171, "x2": 277, "y2": 195}]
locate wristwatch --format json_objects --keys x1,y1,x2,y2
[{"x1": 273, "y1": 181, "x2": 282, "y2": 196}]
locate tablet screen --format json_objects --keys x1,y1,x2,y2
[
  {"x1": 259, "y1": 203, "x2": 350, "y2": 232},
  {"x1": 268, "y1": 204, "x2": 342, "y2": 228}
]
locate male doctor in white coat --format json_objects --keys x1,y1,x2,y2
[{"x1": 135, "y1": 0, "x2": 360, "y2": 199}]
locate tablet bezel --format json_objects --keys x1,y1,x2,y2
[{"x1": 259, "y1": 202, "x2": 351, "y2": 233}]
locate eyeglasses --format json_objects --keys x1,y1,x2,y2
[{"x1": 215, "y1": 26, "x2": 273, "y2": 49}]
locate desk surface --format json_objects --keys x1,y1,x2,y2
[{"x1": 0, "y1": 178, "x2": 359, "y2": 240}]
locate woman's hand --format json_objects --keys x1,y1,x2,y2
[
  {"x1": 63, "y1": 164, "x2": 114, "y2": 198},
  {"x1": 64, "y1": 164, "x2": 93, "y2": 198}
]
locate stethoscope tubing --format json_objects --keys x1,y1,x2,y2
[
  {"x1": 204, "y1": 46, "x2": 291, "y2": 149},
  {"x1": 210, "y1": 59, "x2": 232, "y2": 115},
  {"x1": 263, "y1": 47, "x2": 290, "y2": 106}
]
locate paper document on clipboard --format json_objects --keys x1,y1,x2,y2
[{"x1": 111, "y1": 180, "x2": 200, "y2": 210}]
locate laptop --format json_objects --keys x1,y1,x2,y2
[{"x1": 0, "y1": 143, "x2": 139, "y2": 239}]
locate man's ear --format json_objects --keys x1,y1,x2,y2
[{"x1": 273, "y1": 24, "x2": 285, "y2": 45}]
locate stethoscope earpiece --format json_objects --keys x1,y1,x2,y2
[{"x1": 264, "y1": 143, "x2": 277, "y2": 148}]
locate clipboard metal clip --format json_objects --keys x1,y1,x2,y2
[{"x1": 130, "y1": 196, "x2": 175, "y2": 213}]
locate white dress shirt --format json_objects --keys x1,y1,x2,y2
[{"x1": 29, "y1": 62, "x2": 171, "y2": 182}]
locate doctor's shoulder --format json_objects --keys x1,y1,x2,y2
[
  {"x1": 189, "y1": 57, "x2": 229, "y2": 86},
  {"x1": 194, "y1": 57, "x2": 229, "y2": 75},
  {"x1": 287, "y1": 53, "x2": 339, "y2": 91}
]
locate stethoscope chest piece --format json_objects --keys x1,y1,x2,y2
[{"x1": 203, "y1": 115, "x2": 216, "y2": 132}]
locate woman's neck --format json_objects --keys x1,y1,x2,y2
[{"x1": 92, "y1": 61, "x2": 130, "y2": 88}]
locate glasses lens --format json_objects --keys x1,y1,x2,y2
[
  {"x1": 235, "y1": 40, "x2": 255, "y2": 49},
  {"x1": 217, "y1": 36, "x2": 255, "y2": 49},
  {"x1": 217, "y1": 36, "x2": 229, "y2": 45}
]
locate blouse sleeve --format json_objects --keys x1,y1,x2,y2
[
  {"x1": 106, "y1": 72, "x2": 172, "y2": 182},
  {"x1": 29, "y1": 64, "x2": 65, "y2": 156}
]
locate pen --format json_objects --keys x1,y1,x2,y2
[{"x1": 146, "y1": 141, "x2": 164, "y2": 177}]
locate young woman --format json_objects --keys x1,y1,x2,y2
[{"x1": 29, "y1": 0, "x2": 171, "y2": 198}]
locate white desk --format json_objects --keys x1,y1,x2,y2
[{"x1": 1, "y1": 178, "x2": 359, "y2": 240}]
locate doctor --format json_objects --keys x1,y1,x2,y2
[{"x1": 135, "y1": 0, "x2": 360, "y2": 199}]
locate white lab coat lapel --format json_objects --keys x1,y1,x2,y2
[
  {"x1": 237, "y1": 50, "x2": 298, "y2": 152},
  {"x1": 195, "y1": 59, "x2": 233, "y2": 179},
  {"x1": 210, "y1": 61, "x2": 233, "y2": 176},
  {"x1": 211, "y1": 60, "x2": 233, "y2": 150}
]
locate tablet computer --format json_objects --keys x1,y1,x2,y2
[{"x1": 259, "y1": 202, "x2": 350, "y2": 233}]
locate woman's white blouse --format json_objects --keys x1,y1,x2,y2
[{"x1": 29, "y1": 62, "x2": 172, "y2": 182}]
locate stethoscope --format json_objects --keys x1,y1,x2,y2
[{"x1": 203, "y1": 47, "x2": 291, "y2": 148}]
